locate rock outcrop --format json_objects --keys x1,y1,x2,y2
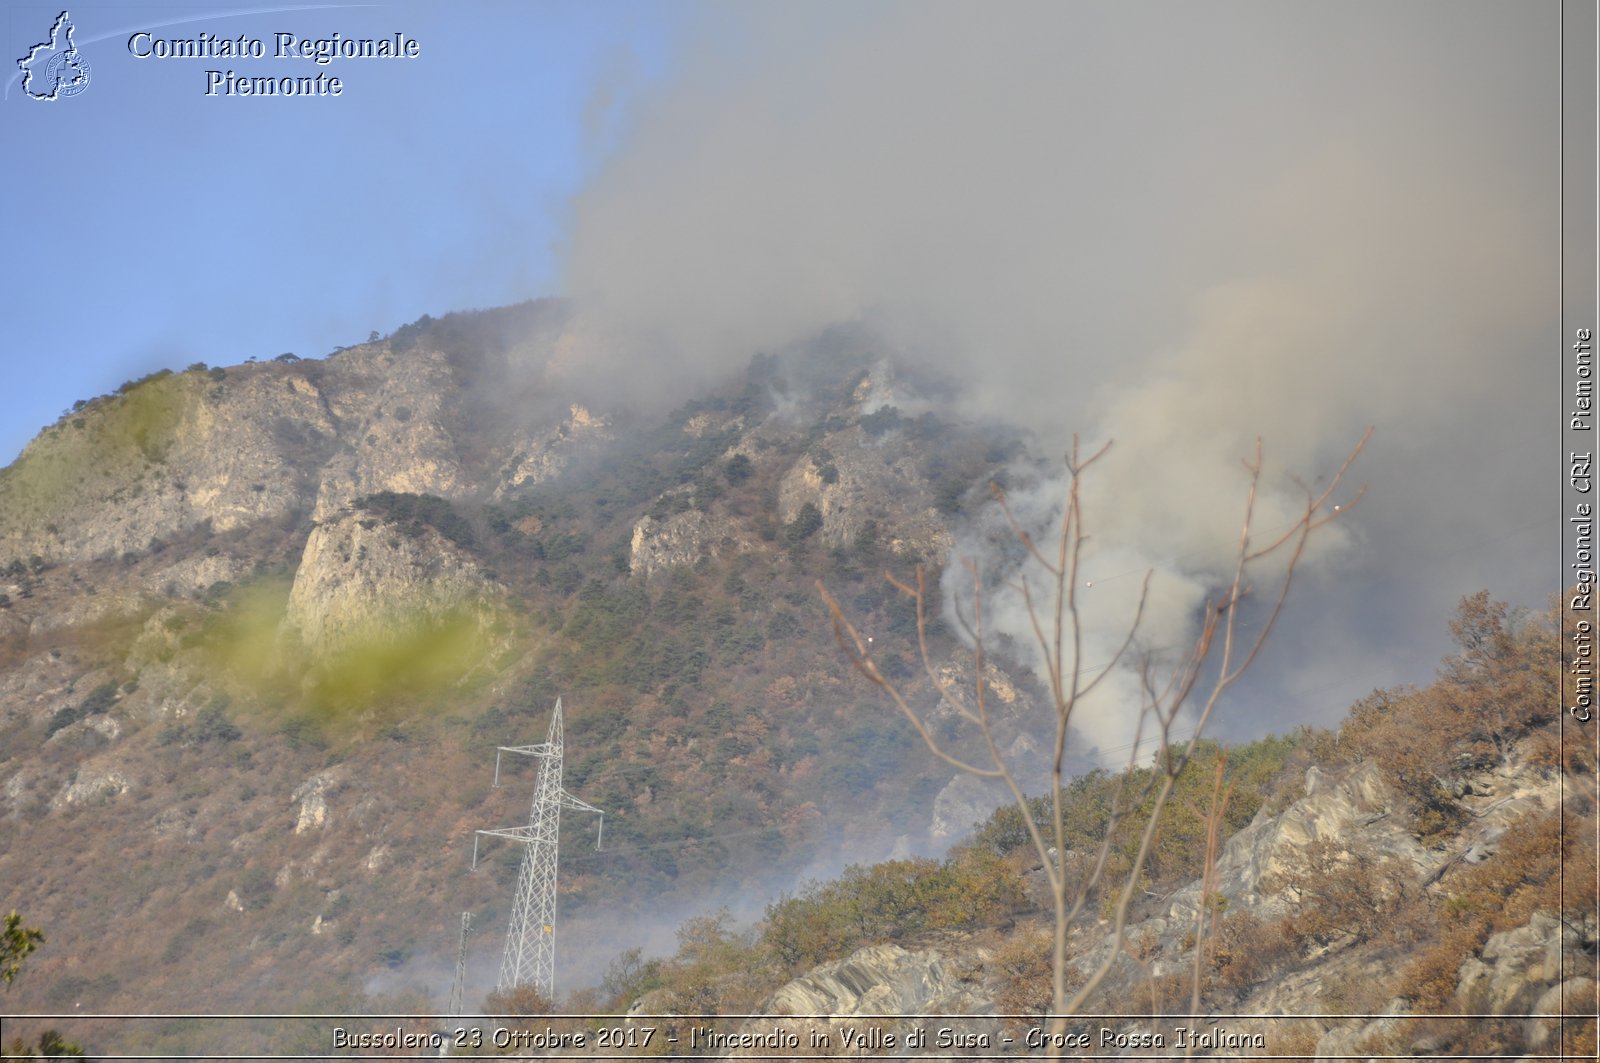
[
  {"x1": 307, "y1": 345, "x2": 468, "y2": 522},
  {"x1": 0, "y1": 364, "x2": 337, "y2": 563},
  {"x1": 292, "y1": 767, "x2": 344, "y2": 834},
  {"x1": 630, "y1": 510, "x2": 752, "y2": 579},
  {"x1": 0, "y1": 341, "x2": 539, "y2": 565},
  {"x1": 51, "y1": 768, "x2": 131, "y2": 809},
  {"x1": 776, "y1": 425, "x2": 951, "y2": 559},
  {"x1": 495, "y1": 404, "x2": 612, "y2": 496},
  {"x1": 754, "y1": 942, "x2": 1000, "y2": 1051},
  {"x1": 280, "y1": 512, "x2": 506, "y2": 664}
]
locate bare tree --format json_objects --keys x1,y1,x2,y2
[{"x1": 818, "y1": 430, "x2": 1369, "y2": 1044}]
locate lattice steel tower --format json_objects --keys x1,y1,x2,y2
[
  {"x1": 447, "y1": 911, "x2": 471, "y2": 1017},
  {"x1": 474, "y1": 698, "x2": 603, "y2": 997}
]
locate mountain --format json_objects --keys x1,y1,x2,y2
[
  {"x1": 601, "y1": 595, "x2": 1595, "y2": 1061},
  {"x1": 0, "y1": 303, "x2": 1040, "y2": 1052},
  {"x1": 0, "y1": 303, "x2": 1591, "y2": 1059}
]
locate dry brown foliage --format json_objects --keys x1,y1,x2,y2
[
  {"x1": 990, "y1": 926, "x2": 1054, "y2": 1024},
  {"x1": 1272, "y1": 837, "x2": 1416, "y2": 953},
  {"x1": 1397, "y1": 807, "x2": 1596, "y2": 1014},
  {"x1": 1338, "y1": 591, "x2": 1564, "y2": 839},
  {"x1": 1205, "y1": 910, "x2": 1293, "y2": 999},
  {"x1": 819, "y1": 431, "x2": 1369, "y2": 1048},
  {"x1": 482, "y1": 981, "x2": 555, "y2": 1020}
]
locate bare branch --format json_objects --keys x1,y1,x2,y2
[
  {"x1": 817, "y1": 581, "x2": 1004, "y2": 778},
  {"x1": 819, "y1": 428, "x2": 1367, "y2": 1041}
]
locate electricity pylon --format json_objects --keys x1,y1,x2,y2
[
  {"x1": 447, "y1": 912, "x2": 471, "y2": 1017},
  {"x1": 474, "y1": 698, "x2": 603, "y2": 998}
]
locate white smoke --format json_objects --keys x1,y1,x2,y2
[{"x1": 556, "y1": 0, "x2": 1555, "y2": 745}]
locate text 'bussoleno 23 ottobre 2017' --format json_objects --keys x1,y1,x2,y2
[{"x1": 127, "y1": 30, "x2": 422, "y2": 97}]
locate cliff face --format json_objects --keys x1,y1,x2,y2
[
  {"x1": 0, "y1": 344, "x2": 492, "y2": 567},
  {"x1": 755, "y1": 941, "x2": 1001, "y2": 1051},
  {"x1": 0, "y1": 365, "x2": 330, "y2": 564},
  {"x1": 303, "y1": 344, "x2": 471, "y2": 522},
  {"x1": 729, "y1": 739, "x2": 1591, "y2": 1061},
  {"x1": 630, "y1": 510, "x2": 731, "y2": 579},
  {"x1": 775, "y1": 423, "x2": 952, "y2": 558},
  {"x1": 281, "y1": 512, "x2": 507, "y2": 663},
  {"x1": 0, "y1": 306, "x2": 1042, "y2": 1036},
  {"x1": 5, "y1": 305, "x2": 1582, "y2": 1059}
]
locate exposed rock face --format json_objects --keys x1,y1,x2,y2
[
  {"x1": 683, "y1": 411, "x2": 743, "y2": 438},
  {"x1": 0, "y1": 341, "x2": 540, "y2": 565},
  {"x1": 308, "y1": 345, "x2": 467, "y2": 522},
  {"x1": 52, "y1": 769, "x2": 131, "y2": 809},
  {"x1": 292, "y1": 767, "x2": 344, "y2": 834},
  {"x1": 732, "y1": 743, "x2": 1578, "y2": 1061},
  {"x1": 757, "y1": 942, "x2": 998, "y2": 1047},
  {"x1": 280, "y1": 512, "x2": 505, "y2": 662},
  {"x1": 930, "y1": 775, "x2": 1003, "y2": 843},
  {"x1": 851, "y1": 361, "x2": 917, "y2": 413},
  {"x1": 495, "y1": 404, "x2": 612, "y2": 496},
  {"x1": 1456, "y1": 911, "x2": 1586, "y2": 1014},
  {"x1": 929, "y1": 658, "x2": 1023, "y2": 718},
  {"x1": 1051, "y1": 743, "x2": 1575, "y2": 1056},
  {"x1": 1140, "y1": 752, "x2": 1563, "y2": 942},
  {"x1": 1300, "y1": 911, "x2": 1598, "y2": 1059},
  {"x1": 630, "y1": 510, "x2": 748, "y2": 579},
  {"x1": 143, "y1": 552, "x2": 252, "y2": 597},
  {"x1": 1184, "y1": 761, "x2": 1426, "y2": 915},
  {"x1": 0, "y1": 364, "x2": 337, "y2": 563},
  {"x1": 776, "y1": 426, "x2": 951, "y2": 558},
  {"x1": 771, "y1": 944, "x2": 974, "y2": 1015}
]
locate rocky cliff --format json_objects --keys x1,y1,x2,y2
[
  {"x1": 704, "y1": 737, "x2": 1593, "y2": 1060},
  {"x1": 0, "y1": 306, "x2": 1045, "y2": 1050},
  {"x1": 0, "y1": 305, "x2": 1587, "y2": 1061}
]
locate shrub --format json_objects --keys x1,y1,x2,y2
[
  {"x1": 1207, "y1": 911, "x2": 1293, "y2": 997},
  {"x1": 992, "y1": 929, "x2": 1054, "y2": 1022},
  {"x1": 763, "y1": 853, "x2": 1024, "y2": 972},
  {"x1": 484, "y1": 983, "x2": 555, "y2": 1019},
  {"x1": 968, "y1": 736, "x2": 1299, "y2": 904},
  {"x1": 118, "y1": 369, "x2": 172, "y2": 394},
  {"x1": 193, "y1": 696, "x2": 241, "y2": 743},
  {"x1": 1340, "y1": 593, "x2": 1559, "y2": 839},
  {"x1": 46, "y1": 681, "x2": 119, "y2": 735},
  {"x1": 1396, "y1": 808, "x2": 1591, "y2": 1011},
  {"x1": 353, "y1": 491, "x2": 476, "y2": 549},
  {"x1": 785, "y1": 503, "x2": 823, "y2": 544},
  {"x1": 935, "y1": 478, "x2": 965, "y2": 514},
  {"x1": 1272, "y1": 838, "x2": 1414, "y2": 953},
  {"x1": 860, "y1": 406, "x2": 902, "y2": 437},
  {"x1": 600, "y1": 947, "x2": 664, "y2": 1010},
  {"x1": 724, "y1": 454, "x2": 753, "y2": 485}
]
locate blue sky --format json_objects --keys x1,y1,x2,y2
[{"x1": 1, "y1": 0, "x2": 676, "y2": 463}]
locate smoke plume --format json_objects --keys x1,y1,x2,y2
[{"x1": 556, "y1": 1, "x2": 1556, "y2": 747}]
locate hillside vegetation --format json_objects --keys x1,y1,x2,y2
[
  {"x1": 569, "y1": 592, "x2": 1594, "y2": 1061},
  {"x1": 0, "y1": 308, "x2": 1028, "y2": 1054},
  {"x1": 0, "y1": 306, "x2": 1590, "y2": 1059}
]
